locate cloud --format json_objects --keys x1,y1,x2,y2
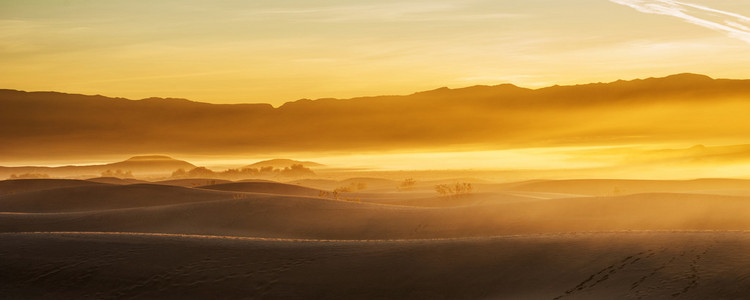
[{"x1": 610, "y1": 0, "x2": 750, "y2": 44}]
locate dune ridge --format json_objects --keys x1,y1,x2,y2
[
  {"x1": 503, "y1": 178, "x2": 750, "y2": 195},
  {"x1": 0, "y1": 179, "x2": 106, "y2": 196},
  {"x1": 197, "y1": 181, "x2": 324, "y2": 197},
  {"x1": 3, "y1": 179, "x2": 750, "y2": 240},
  {"x1": 0, "y1": 183, "x2": 234, "y2": 213},
  {"x1": 3, "y1": 177, "x2": 750, "y2": 298}
]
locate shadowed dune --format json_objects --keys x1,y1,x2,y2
[
  {"x1": 0, "y1": 179, "x2": 106, "y2": 195},
  {"x1": 290, "y1": 177, "x2": 398, "y2": 191},
  {"x1": 154, "y1": 179, "x2": 233, "y2": 187},
  {"x1": 357, "y1": 192, "x2": 539, "y2": 207},
  {"x1": 197, "y1": 181, "x2": 324, "y2": 197},
  {"x1": 85, "y1": 177, "x2": 148, "y2": 185},
  {"x1": 1, "y1": 196, "x2": 454, "y2": 239},
  {"x1": 3, "y1": 178, "x2": 750, "y2": 298},
  {"x1": 1, "y1": 231, "x2": 749, "y2": 299},
  {"x1": 500, "y1": 178, "x2": 750, "y2": 196},
  {"x1": 3, "y1": 186, "x2": 750, "y2": 239},
  {"x1": 288, "y1": 178, "x2": 340, "y2": 188},
  {"x1": 0, "y1": 184, "x2": 233, "y2": 213}
]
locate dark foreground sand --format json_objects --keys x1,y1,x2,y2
[
  {"x1": 2, "y1": 231, "x2": 750, "y2": 299},
  {"x1": 4, "y1": 178, "x2": 750, "y2": 299}
]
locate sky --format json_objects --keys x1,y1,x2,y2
[{"x1": 2, "y1": 0, "x2": 750, "y2": 105}]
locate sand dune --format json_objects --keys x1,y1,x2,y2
[
  {"x1": 197, "y1": 181, "x2": 324, "y2": 197},
  {"x1": 0, "y1": 179, "x2": 105, "y2": 195},
  {"x1": 358, "y1": 192, "x2": 539, "y2": 207},
  {"x1": 0, "y1": 184, "x2": 232, "y2": 213},
  {"x1": 501, "y1": 178, "x2": 750, "y2": 196},
  {"x1": 290, "y1": 177, "x2": 398, "y2": 191},
  {"x1": 4, "y1": 185, "x2": 750, "y2": 239},
  {"x1": 3, "y1": 178, "x2": 750, "y2": 298},
  {"x1": 1, "y1": 231, "x2": 749, "y2": 299},
  {"x1": 290, "y1": 178, "x2": 491, "y2": 193},
  {"x1": 287, "y1": 178, "x2": 339, "y2": 188},
  {"x1": 0, "y1": 196, "x2": 456, "y2": 239},
  {"x1": 85, "y1": 177, "x2": 147, "y2": 185},
  {"x1": 154, "y1": 178, "x2": 233, "y2": 187},
  {"x1": 500, "y1": 190, "x2": 589, "y2": 199}
]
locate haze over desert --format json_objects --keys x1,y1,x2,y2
[{"x1": 4, "y1": 0, "x2": 750, "y2": 299}]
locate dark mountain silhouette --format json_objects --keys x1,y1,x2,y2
[
  {"x1": 0, "y1": 155, "x2": 195, "y2": 179},
  {"x1": 3, "y1": 73, "x2": 750, "y2": 162}
]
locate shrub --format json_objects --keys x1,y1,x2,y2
[
  {"x1": 435, "y1": 182, "x2": 473, "y2": 198},
  {"x1": 10, "y1": 173, "x2": 50, "y2": 179},
  {"x1": 398, "y1": 178, "x2": 417, "y2": 191}
]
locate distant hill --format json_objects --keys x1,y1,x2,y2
[
  {"x1": 3, "y1": 73, "x2": 750, "y2": 161},
  {"x1": 104, "y1": 155, "x2": 196, "y2": 173},
  {"x1": 0, "y1": 155, "x2": 195, "y2": 179},
  {"x1": 244, "y1": 159, "x2": 324, "y2": 169}
]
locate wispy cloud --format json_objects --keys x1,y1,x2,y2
[{"x1": 610, "y1": 0, "x2": 750, "y2": 44}]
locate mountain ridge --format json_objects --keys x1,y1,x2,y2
[
  {"x1": 4, "y1": 73, "x2": 750, "y2": 161},
  {"x1": 1, "y1": 73, "x2": 736, "y2": 108}
]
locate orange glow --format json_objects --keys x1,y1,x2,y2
[{"x1": 5, "y1": 2, "x2": 750, "y2": 299}]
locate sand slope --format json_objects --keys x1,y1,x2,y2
[
  {"x1": 358, "y1": 192, "x2": 539, "y2": 207},
  {"x1": 503, "y1": 178, "x2": 750, "y2": 196},
  {"x1": 0, "y1": 179, "x2": 105, "y2": 195},
  {"x1": 0, "y1": 184, "x2": 232, "y2": 213},
  {"x1": 4, "y1": 190, "x2": 750, "y2": 239},
  {"x1": 197, "y1": 181, "x2": 324, "y2": 197},
  {"x1": 154, "y1": 178, "x2": 233, "y2": 187},
  {"x1": 3, "y1": 178, "x2": 750, "y2": 298},
  {"x1": 85, "y1": 177, "x2": 147, "y2": 185},
  {"x1": 290, "y1": 177, "x2": 398, "y2": 191},
  {"x1": 1, "y1": 231, "x2": 749, "y2": 299}
]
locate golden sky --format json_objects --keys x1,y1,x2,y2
[{"x1": 2, "y1": 0, "x2": 750, "y2": 105}]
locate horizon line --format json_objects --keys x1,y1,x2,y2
[{"x1": 0, "y1": 72, "x2": 737, "y2": 107}]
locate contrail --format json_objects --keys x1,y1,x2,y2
[{"x1": 610, "y1": 0, "x2": 750, "y2": 44}]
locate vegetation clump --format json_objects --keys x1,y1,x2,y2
[
  {"x1": 101, "y1": 169, "x2": 133, "y2": 178},
  {"x1": 10, "y1": 173, "x2": 50, "y2": 179},
  {"x1": 398, "y1": 178, "x2": 417, "y2": 191},
  {"x1": 171, "y1": 164, "x2": 315, "y2": 180},
  {"x1": 318, "y1": 182, "x2": 366, "y2": 203},
  {"x1": 435, "y1": 182, "x2": 473, "y2": 198}
]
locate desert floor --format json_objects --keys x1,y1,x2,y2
[{"x1": 2, "y1": 178, "x2": 750, "y2": 299}]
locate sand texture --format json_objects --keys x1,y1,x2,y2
[{"x1": 2, "y1": 178, "x2": 750, "y2": 299}]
